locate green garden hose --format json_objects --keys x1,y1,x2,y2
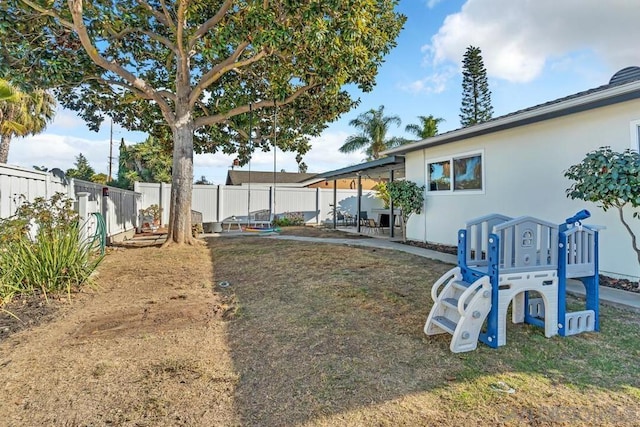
[{"x1": 81, "y1": 213, "x2": 107, "y2": 255}]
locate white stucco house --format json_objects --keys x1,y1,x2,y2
[{"x1": 384, "y1": 67, "x2": 640, "y2": 280}]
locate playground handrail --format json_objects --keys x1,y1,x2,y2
[
  {"x1": 457, "y1": 276, "x2": 488, "y2": 317},
  {"x1": 431, "y1": 267, "x2": 460, "y2": 302}
]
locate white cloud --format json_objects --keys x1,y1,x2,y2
[
  {"x1": 426, "y1": 0, "x2": 444, "y2": 8},
  {"x1": 8, "y1": 133, "x2": 111, "y2": 175},
  {"x1": 49, "y1": 108, "x2": 86, "y2": 130},
  {"x1": 426, "y1": 0, "x2": 640, "y2": 83},
  {"x1": 400, "y1": 67, "x2": 456, "y2": 94}
]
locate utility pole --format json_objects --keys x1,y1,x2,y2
[{"x1": 108, "y1": 119, "x2": 114, "y2": 182}]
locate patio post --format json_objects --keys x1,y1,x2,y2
[
  {"x1": 389, "y1": 169, "x2": 395, "y2": 238},
  {"x1": 332, "y1": 180, "x2": 337, "y2": 229},
  {"x1": 356, "y1": 173, "x2": 362, "y2": 233}
]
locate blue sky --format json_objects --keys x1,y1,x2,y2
[{"x1": 9, "y1": 0, "x2": 640, "y2": 184}]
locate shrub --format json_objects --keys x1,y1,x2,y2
[
  {"x1": 274, "y1": 211, "x2": 305, "y2": 227},
  {"x1": 387, "y1": 180, "x2": 425, "y2": 242},
  {"x1": 0, "y1": 193, "x2": 104, "y2": 303}
]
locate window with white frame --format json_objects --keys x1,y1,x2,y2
[
  {"x1": 630, "y1": 119, "x2": 640, "y2": 151},
  {"x1": 428, "y1": 151, "x2": 483, "y2": 192}
]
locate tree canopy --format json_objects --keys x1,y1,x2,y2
[
  {"x1": 460, "y1": 45, "x2": 493, "y2": 127},
  {"x1": 115, "y1": 136, "x2": 172, "y2": 190},
  {"x1": 1, "y1": 0, "x2": 405, "y2": 244},
  {"x1": 339, "y1": 105, "x2": 406, "y2": 160},
  {"x1": 66, "y1": 153, "x2": 96, "y2": 181}
]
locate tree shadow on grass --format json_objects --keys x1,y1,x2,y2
[{"x1": 208, "y1": 237, "x2": 640, "y2": 426}]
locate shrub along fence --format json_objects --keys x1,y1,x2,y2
[{"x1": 0, "y1": 164, "x2": 140, "y2": 241}]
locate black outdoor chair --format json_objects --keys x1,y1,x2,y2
[{"x1": 358, "y1": 211, "x2": 368, "y2": 226}]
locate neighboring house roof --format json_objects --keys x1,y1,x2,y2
[
  {"x1": 384, "y1": 67, "x2": 640, "y2": 156},
  {"x1": 225, "y1": 170, "x2": 318, "y2": 185}
]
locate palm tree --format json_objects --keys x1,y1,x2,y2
[
  {"x1": 339, "y1": 105, "x2": 406, "y2": 160},
  {"x1": 0, "y1": 79, "x2": 17, "y2": 102},
  {"x1": 0, "y1": 83, "x2": 56, "y2": 163},
  {"x1": 405, "y1": 115, "x2": 445, "y2": 140}
]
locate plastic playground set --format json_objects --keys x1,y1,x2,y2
[{"x1": 425, "y1": 210, "x2": 602, "y2": 353}]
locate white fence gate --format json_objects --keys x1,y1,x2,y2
[
  {"x1": 135, "y1": 182, "x2": 382, "y2": 226},
  {"x1": 0, "y1": 164, "x2": 140, "y2": 240}
]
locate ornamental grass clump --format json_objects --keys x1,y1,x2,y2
[{"x1": 0, "y1": 193, "x2": 104, "y2": 303}]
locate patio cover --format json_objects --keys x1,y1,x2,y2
[
  {"x1": 317, "y1": 155, "x2": 405, "y2": 235},
  {"x1": 317, "y1": 155, "x2": 405, "y2": 181}
]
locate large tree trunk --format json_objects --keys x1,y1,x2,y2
[
  {"x1": 163, "y1": 111, "x2": 196, "y2": 245},
  {"x1": 0, "y1": 134, "x2": 11, "y2": 163}
]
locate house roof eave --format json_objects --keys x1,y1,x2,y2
[{"x1": 384, "y1": 79, "x2": 640, "y2": 156}]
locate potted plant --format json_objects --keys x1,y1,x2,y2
[{"x1": 140, "y1": 204, "x2": 162, "y2": 231}]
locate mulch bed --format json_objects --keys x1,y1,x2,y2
[
  {"x1": 403, "y1": 240, "x2": 640, "y2": 294},
  {"x1": 0, "y1": 293, "x2": 59, "y2": 341}
]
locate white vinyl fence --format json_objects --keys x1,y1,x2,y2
[
  {"x1": 0, "y1": 164, "x2": 69, "y2": 218},
  {"x1": 1, "y1": 164, "x2": 140, "y2": 239},
  {"x1": 73, "y1": 179, "x2": 141, "y2": 238},
  {"x1": 135, "y1": 182, "x2": 383, "y2": 226}
]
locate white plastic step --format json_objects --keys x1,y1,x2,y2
[
  {"x1": 442, "y1": 297, "x2": 468, "y2": 311},
  {"x1": 451, "y1": 280, "x2": 472, "y2": 291},
  {"x1": 432, "y1": 316, "x2": 457, "y2": 334}
]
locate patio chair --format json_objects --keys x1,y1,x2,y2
[
  {"x1": 363, "y1": 218, "x2": 380, "y2": 234},
  {"x1": 344, "y1": 212, "x2": 355, "y2": 226}
]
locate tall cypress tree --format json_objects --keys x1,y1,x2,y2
[{"x1": 460, "y1": 46, "x2": 493, "y2": 127}]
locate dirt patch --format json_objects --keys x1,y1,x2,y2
[
  {"x1": 0, "y1": 244, "x2": 240, "y2": 426},
  {"x1": 73, "y1": 299, "x2": 214, "y2": 340},
  {"x1": 0, "y1": 294, "x2": 60, "y2": 341}
]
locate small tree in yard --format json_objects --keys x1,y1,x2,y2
[
  {"x1": 387, "y1": 180, "x2": 425, "y2": 242},
  {"x1": 565, "y1": 146, "x2": 640, "y2": 265}
]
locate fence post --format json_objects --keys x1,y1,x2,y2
[
  {"x1": 220, "y1": 185, "x2": 225, "y2": 221},
  {"x1": 68, "y1": 178, "x2": 76, "y2": 200},
  {"x1": 45, "y1": 173, "x2": 51, "y2": 199},
  {"x1": 216, "y1": 185, "x2": 221, "y2": 222},
  {"x1": 102, "y1": 187, "x2": 110, "y2": 241},
  {"x1": 316, "y1": 187, "x2": 320, "y2": 225},
  {"x1": 159, "y1": 182, "x2": 170, "y2": 226},
  {"x1": 77, "y1": 192, "x2": 90, "y2": 243}
]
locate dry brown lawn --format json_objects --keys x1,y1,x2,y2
[{"x1": 0, "y1": 229, "x2": 639, "y2": 426}]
